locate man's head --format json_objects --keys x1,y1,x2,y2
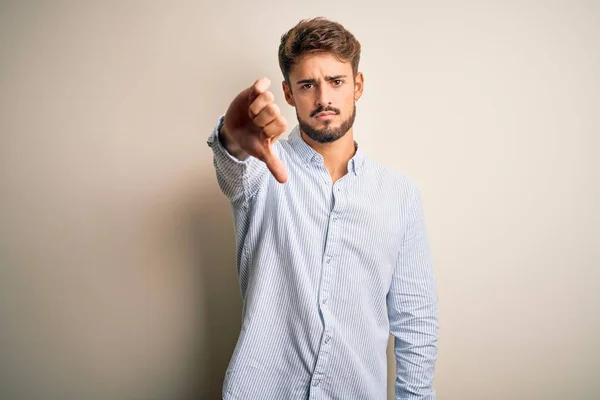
[{"x1": 278, "y1": 18, "x2": 364, "y2": 144}]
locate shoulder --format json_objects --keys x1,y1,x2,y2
[{"x1": 363, "y1": 158, "x2": 421, "y2": 200}]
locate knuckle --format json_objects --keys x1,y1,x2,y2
[
  {"x1": 255, "y1": 77, "x2": 270, "y2": 92},
  {"x1": 266, "y1": 103, "x2": 278, "y2": 117},
  {"x1": 271, "y1": 103, "x2": 280, "y2": 115},
  {"x1": 251, "y1": 82, "x2": 261, "y2": 96},
  {"x1": 253, "y1": 113, "x2": 266, "y2": 127},
  {"x1": 248, "y1": 103, "x2": 259, "y2": 117},
  {"x1": 265, "y1": 90, "x2": 274, "y2": 103}
]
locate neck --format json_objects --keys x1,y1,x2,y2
[{"x1": 300, "y1": 127, "x2": 357, "y2": 182}]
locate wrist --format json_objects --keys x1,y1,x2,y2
[
  {"x1": 219, "y1": 123, "x2": 236, "y2": 149},
  {"x1": 218, "y1": 121, "x2": 249, "y2": 160}
]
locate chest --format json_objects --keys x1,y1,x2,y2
[{"x1": 267, "y1": 169, "x2": 405, "y2": 265}]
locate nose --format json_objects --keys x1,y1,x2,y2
[{"x1": 316, "y1": 85, "x2": 331, "y2": 107}]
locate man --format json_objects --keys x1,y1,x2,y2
[{"x1": 207, "y1": 17, "x2": 438, "y2": 400}]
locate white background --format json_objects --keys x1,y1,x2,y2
[{"x1": 1, "y1": 1, "x2": 598, "y2": 399}]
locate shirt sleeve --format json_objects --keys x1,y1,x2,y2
[
  {"x1": 206, "y1": 115, "x2": 273, "y2": 206},
  {"x1": 387, "y1": 181, "x2": 439, "y2": 400}
]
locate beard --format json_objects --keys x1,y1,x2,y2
[{"x1": 297, "y1": 103, "x2": 356, "y2": 144}]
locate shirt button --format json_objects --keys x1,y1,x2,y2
[
  {"x1": 322, "y1": 298, "x2": 327, "y2": 304},
  {"x1": 312, "y1": 379, "x2": 320, "y2": 387},
  {"x1": 325, "y1": 335, "x2": 330, "y2": 343}
]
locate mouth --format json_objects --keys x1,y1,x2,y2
[{"x1": 315, "y1": 112, "x2": 337, "y2": 121}]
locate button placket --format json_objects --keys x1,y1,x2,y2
[{"x1": 311, "y1": 179, "x2": 345, "y2": 396}]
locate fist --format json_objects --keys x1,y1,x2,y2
[{"x1": 222, "y1": 77, "x2": 288, "y2": 183}]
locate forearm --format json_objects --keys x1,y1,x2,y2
[
  {"x1": 388, "y1": 179, "x2": 439, "y2": 399},
  {"x1": 391, "y1": 300, "x2": 438, "y2": 399},
  {"x1": 206, "y1": 115, "x2": 269, "y2": 205}
]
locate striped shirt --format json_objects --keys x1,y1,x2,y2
[{"x1": 207, "y1": 115, "x2": 438, "y2": 400}]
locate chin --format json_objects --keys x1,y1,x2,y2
[{"x1": 316, "y1": 118, "x2": 339, "y2": 127}]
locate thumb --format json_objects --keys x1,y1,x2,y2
[{"x1": 262, "y1": 145, "x2": 288, "y2": 184}]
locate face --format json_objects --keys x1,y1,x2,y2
[{"x1": 283, "y1": 53, "x2": 364, "y2": 144}]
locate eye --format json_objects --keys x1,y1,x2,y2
[
  {"x1": 301, "y1": 83, "x2": 314, "y2": 90},
  {"x1": 332, "y1": 79, "x2": 344, "y2": 86}
]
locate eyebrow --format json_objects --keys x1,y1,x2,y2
[{"x1": 295, "y1": 75, "x2": 348, "y2": 85}]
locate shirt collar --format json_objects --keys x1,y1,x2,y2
[{"x1": 288, "y1": 125, "x2": 366, "y2": 175}]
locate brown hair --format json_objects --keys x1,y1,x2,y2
[{"x1": 278, "y1": 17, "x2": 361, "y2": 85}]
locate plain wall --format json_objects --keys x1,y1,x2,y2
[{"x1": 1, "y1": 1, "x2": 598, "y2": 399}]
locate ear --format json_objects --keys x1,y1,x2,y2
[
  {"x1": 354, "y1": 72, "x2": 364, "y2": 101},
  {"x1": 282, "y1": 80, "x2": 295, "y2": 107}
]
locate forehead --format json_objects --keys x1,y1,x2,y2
[{"x1": 289, "y1": 53, "x2": 353, "y2": 80}]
